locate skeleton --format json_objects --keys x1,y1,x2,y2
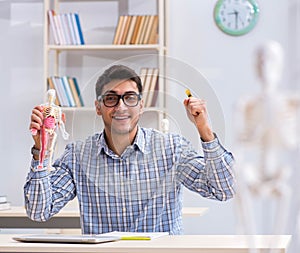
[
  {"x1": 32, "y1": 89, "x2": 69, "y2": 171},
  {"x1": 234, "y1": 41, "x2": 300, "y2": 239}
]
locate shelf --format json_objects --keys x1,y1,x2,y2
[{"x1": 47, "y1": 44, "x2": 167, "y2": 51}]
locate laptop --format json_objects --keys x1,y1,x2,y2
[{"x1": 13, "y1": 234, "x2": 121, "y2": 244}]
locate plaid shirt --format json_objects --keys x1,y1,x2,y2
[{"x1": 24, "y1": 127, "x2": 235, "y2": 235}]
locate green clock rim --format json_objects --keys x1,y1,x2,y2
[{"x1": 213, "y1": 0, "x2": 260, "y2": 36}]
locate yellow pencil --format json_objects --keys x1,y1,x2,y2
[
  {"x1": 121, "y1": 236, "x2": 151, "y2": 240},
  {"x1": 185, "y1": 89, "x2": 192, "y2": 97}
]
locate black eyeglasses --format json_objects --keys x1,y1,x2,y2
[{"x1": 98, "y1": 92, "x2": 142, "y2": 107}]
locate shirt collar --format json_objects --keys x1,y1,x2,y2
[
  {"x1": 134, "y1": 126, "x2": 146, "y2": 153},
  {"x1": 97, "y1": 126, "x2": 147, "y2": 157}
]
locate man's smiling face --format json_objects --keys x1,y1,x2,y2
[{"x1": 95, "y1": 79, "x2": 144, "y2": 136}]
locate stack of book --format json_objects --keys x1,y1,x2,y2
[
  {"x1": 0, "y1": 195, "x2": 11, "y2": 211},
  {"x1": 48, "y1": 10, "x2": 85, "y2": 45},
  {"x1": 47, "y1": 76, "x2": 84, "y2": 107},
  {"x1": 140, "y1": 68, "x2": 159, "y2": 108},
  {"x1": 113, "y1": 15, "x2": 158, "y2": 45}
]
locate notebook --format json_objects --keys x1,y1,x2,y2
[{"x1": 12, "y1": 234, "x2": 120, "y2": 244}]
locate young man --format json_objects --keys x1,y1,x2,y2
[{"x1": 25, "y1": 65, "x2": 235, "y2": 235}]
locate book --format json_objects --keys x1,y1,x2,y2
[
  {"x1": 101, "y1": 231, "x2": 169, "y2": 240},
  {"x1": 138, "y1": 15, "x2": 150, "y2": 44},
  {"x1": 61, "y1": 76, "x2": 76, "y2": 107},
  {"x1": 68, "y1": 77, "x2": 82, "y2": 107},
  {"x1": 60, "y1": 13, "x2": 72, "y2": 45},
  {"x1": 48, "y1": 10, "x2": 60, "y2": 45},
  {"x1": 117, "y1": 15, "x2": 128, "y2": 45},
  {"x1": 121, "y1": 15, "x2": 132, "y2": 45},
  {"x1": 54, "y1": 13, "x2": 66, "y2": 45},
  {"x1": 0, "y1": 195, "x2": 7, "y2": 204},
  {"x1": 47, "y1": 77, "x2": 60, "y2": 105},
  {"x1": 70, "y1": 13, "x2": 80, "y2": 45},
  {"x1": 149, "y1": 76, "x2": 159, "y2": 107},
  {"x1": 148, "y1": 15, "x2": 158, "y2": 44},
  {"x1": 139, "y1": 67, "x2": 148, "y2": 89},
  {"x1": 142, "y1": 68, "x2": 153, "y2": 106},
  {"x1": 130, "y1": 15, "x2": 142, "y2": 44},
  {"x1": 134, "y1": 15, "x2": 146, "y2": 44},
  {"x1": 72, "y1": 77, "x2": 84, "y2": 107},
  {"x1": 143, "y1": 15, "x2": 155, "y2": 44},
  {"x1": 50, "y1": 77, "x2": 62, "y2": 106},
  {"x1": 0, "y1": 202, "x2": 11, "y2": 211},
  {"x1": 66, "y1": 13, "x2": 77, "y2": 45},
  {"x1": 62, "y1": 13, "x2": 74, "y2": 45},
  {"x1": 74, "y1": 13, "x2": 85, "y2": 45},
  {"x1": 52, "y1": 76, "x2": 69, "y2": 107},
  {"x1": 146, "y1": 68, "x2": 159, "y2": 107},
  {"x1": 113, "y1": 15, "x2": 125, "y2": 45},
  {"x1": 125, "y1": 15, "x2": 137, "y2": 45},
  {"x1": 148, "y1": 15, "x2": 159, "y2": 44}
]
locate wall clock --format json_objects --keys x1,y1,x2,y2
[{"x1": 214, "y1": 0, "x2": 260, "y2": 36}]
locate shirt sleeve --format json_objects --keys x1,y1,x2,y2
[
  {"x1": 24, "y1": 145, "x2": 76, "y2": 222},
  {"x1": 176, "y1": 134, "x2": 235, "y2": 201}
]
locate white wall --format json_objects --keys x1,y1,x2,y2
[
  {"x1": 166, "y1": 0, "x2": 293, "y2": 235},
  {"x1": 0, "y1": 0, "x2": 298, "y2": 250},
  {"x1": 0, "y1": 1, "x2": 44, "y2": 207},
  {"x1": 167, "y1": 2, "x2": 299, "y2": 253}
]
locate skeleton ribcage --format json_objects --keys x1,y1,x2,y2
[{"x1": 43, "y1": 106, "x2": 59, "y2": 119}]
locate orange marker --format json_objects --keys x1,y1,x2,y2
[{"x1": 185, "y1": 89, "x2": 192, "y2": 97}]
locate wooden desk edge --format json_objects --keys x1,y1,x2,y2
[{"x1": 0, "y1": 235, "x2": 292, "y2": 253}]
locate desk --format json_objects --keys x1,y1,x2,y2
[
  {"x1": 0, "y1": 206, "x2": 208, "y2": 229},
  {"x1": 0, "y1": 234, "x2": 291, "y2": 253}
]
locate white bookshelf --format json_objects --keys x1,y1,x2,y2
[{"x1": 43, "y1": 0, "x2": 168, "y2": 133}]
